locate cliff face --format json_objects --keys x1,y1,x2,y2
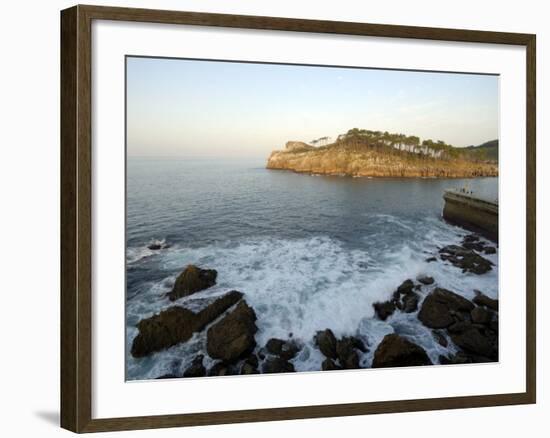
[{"x1": 266, "y1": 141, "x2": 498, "y2": 178}]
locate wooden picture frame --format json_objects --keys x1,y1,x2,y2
[{"x1": 61, "y1": 4, "x2": 536, "y2": 433}]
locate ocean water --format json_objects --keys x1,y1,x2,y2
[{"x1": 126, "y1": 157, "x2": 498, "y2": 380}]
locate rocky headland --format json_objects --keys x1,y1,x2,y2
[
  {"x1": 131, "y1": 233, "x2": 498, "y2": 378},
  {"x1": 266, "y1": 130, "x2": 498, "y2": 178}
]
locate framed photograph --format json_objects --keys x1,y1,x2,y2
[{"x1": 60, "y1": 4, "x2": 536, "y2": 433}]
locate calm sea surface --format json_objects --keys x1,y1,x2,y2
[{"x1": 126, "y1": 157, "x2": 498, "y2": 380}]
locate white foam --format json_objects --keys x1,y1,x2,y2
[{"x1": 126, "y1": 216, "x2": 498, "y2": 379}]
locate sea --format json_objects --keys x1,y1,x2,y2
[{"x1": 126, "y1": 157, "x2": 499, "y2": 380}]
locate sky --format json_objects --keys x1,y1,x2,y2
[{"x1": 126, "y1": 56, "x2": 499, "y2": 158}]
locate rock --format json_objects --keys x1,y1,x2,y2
[
  {"x1": 401, "y1": 293, "x2": 419, "y2": 313},
  {"x1": 449, "y1": 327, "x2": 496, "y2": 359},
  {"x1": 183, "y1": 355, "x2": 206, "y2": 378},
  {"x1": 439, "y1": 245, "x2": 493, "y2": 274},
  {"x1": 207, "y1": 301, "x2": 258, "y2": 362},
  {"x1": 397, "y1": 279, "x2": 415, "y2": 294},
  {"x1": 391, "y1": 280, "x2": 420, "y2": 313},
  {"x1": 315, "y1": 329, "x2": 338, "y2": 359},
  {"x1": 472, "y1": 290, "x2": 499, "y2": 311},
  {"x1": 349, "y1": 336, "x2": 368, "y2": 353},
  {"x1": 372, "y1": 334, "x2": 432, "y2": 368},
  {"x1": 417, "y1": 288, "x2": 474, "y2": 329},
  {"x1": 208, "y1": 361, "x2": 237, "y2": 376},
  {"x1": 425, "y1": 257, "x2": 437, "y2": 263},
  {"x1": 462, "y1": 241, "x2": 485, "y2": 252},
  {"x1": 131, "y1": 291, "x2": 243, "y2": 357},
  {"x1": 168, "y1": 265, "x2": 218, "y2": 301},
  {"x1": 240, "y1": 362, "x2": 259, "y2": 375},
  {"x1": 336, "y1": 337, "x2": 361, "y2": 369},
  {"x1": 484, "y1": 246, "x2": 497, "y2": 254},
  {"x1": 265, "y1": 338, "x2": 300, "y2": 360},
  {"x1": 148, "y1": 243, "x2": 162, "y2": 250},
  {"x1": 471, "y1": 306, "x2": 493, "y2": 325},
  {"x1": 244, "y1": 354, "x2": 259, "y2": 369},
  {"x1": 373, "y1": 300, "x2": 396, "y2": 320},
  {"x1": 417, "y1": 275, "x2": 434, "y2": 285},
  {"x1": 432, "y1": 330, "x2": 448, "y2": 347},
  {"x1": 463, "y1": 234, "x2": 480, "y2": 243},
  {"x1": 322, "y1": 358, "x2": 342, "y2": 371},
  {"x1": 156, "y1": 373, "x2": 179, "y2": 379},
  {"x1": 262, "y1": 357, "x2": 295, "y2": 374}
]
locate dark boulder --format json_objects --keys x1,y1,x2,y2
[
  {"x1": 449, "y1": 327, "x2": 496, "y2": 359},
  {"x1": 472, "y1": 290, "x2": 499, "y2": 311},
  {"x1": 314, "y1": 329, "x2": 338, "y2": 359},
  {"x1": 372, "y1": 334, "x2": 432, "y2": 368},
  {"x1": 168, "y1": 265, "x2": 218, "y2": 301},
  {"x1": 131, "y1": 290, "x2": 243, "y2": 357},
  {"x1": 432, "y1": 330, "x2": 448, "y2": 347},
  {"x1": 206, "y1": 301, "x2": 258, "y2": 362},
  {"x1": 183, "y1": 355, "x2": 206, "y2": 378},
  {"x1": 240, "y1": 362, "x2": 259, "y2": 375},
  {"x1": 470, "y1": 306, "x2": 494, "y2": 325},
  {"x1": 425, "y1": 257, "x2": 437, "y2": 263},
  {"x1": 336, "y1": 337, "x2": 361, "y2": 369},
  {"x1": 418, "y1": 288, "x2": 474, "y2": 329},
  {"x1": 484, "y1": 246, "x2": 497, "y2": 255},
  {"x1": 322, "y1": 358, "x2": 342, "y2": 371},
  {"x1": 417, "y1": 275, "x2": 434, "y2": 285},
  {"x1": 401, "y1": 293, "x2": 419, "y2": 313},
  {"x1": 265, "y1": 338, "x2": 300, "y2": 360},
  {"x1": 208, "y1": 361, "x2": 237, "y2": 376},
  {"x1": 439, "y1": 245, "x2": 493, "y2": 275},
  {"x1": 396, "y1": 279, "x2": 415, "y2": 294},
  {"x1": 148, "y1": 243, "x2": 162, "y2": 250},
  {"x1": 463, "y1": 234, "x2": 480, "y2": 243},
  {"x1": 262, "y1": 357, "x2": 295, "y2": 374},
  {"x1": 392, "y1": 280, "x2": 420, "y2": 313},
  {"x1": 373, "y1": 300, "x2": 396, "y2": 320}
]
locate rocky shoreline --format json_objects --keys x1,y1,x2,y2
[
  {"x1": 131, "y1": 233, "x2": 498, "y2": 378},
  {"x1": 266, "y1": 141, "x2": 498, "y2": 178}
]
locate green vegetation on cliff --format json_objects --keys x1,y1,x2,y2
[{"x1": 266, "y1": 129, "x2": 498, "y2": 178}]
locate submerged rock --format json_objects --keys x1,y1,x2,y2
[
  {"x1": 336, "y1": 337, "x2": 361, "y2": 369},
  {"x1": 373, "y1": 300, "x2": 396, "y2": 320},
  {"x1": 206, "y1": 301, "x2": 258, "y2": 362},
  {"x1": 417, "y1": 288, "x2": 474, "y2": 329},
  {"x1": 314, "y1": 329, "x2": 338, "y2": 359},
  {"x1": 372, "y1": 334, "x2": 432, "y2": 368},
  {"x1": 265, "y1": 338, "x2": 300, "y2": 360},
  {"x1": 432, "y1": 330, "x2": 448, "y2": 348},
  {"x1": 183, "y1": 355, "x2": 206, "y2": 378},
  {"x1": 131, "y1": 290, "x2": 243, "y2": 357},
  {"x1": 417, "y1": 275, "x2": 434, "y2": 285},
  {"x1": 168, "y1": 265, "x2": 218, "y2": 301},
  {"x1": 439, "y1": 245, "x2": 493, "y2": 275},
  {"x1": 262, "y1": 357, "x2": 295, "y2": 374}
]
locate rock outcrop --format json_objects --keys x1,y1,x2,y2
[
  {"x1": 206, "y1": 301, "x2": 258, "y2": 362},
  {"x1": 266, "y1": 136, "x2": 498, "y2": 178},
  {"x1": 372, "y1": 334, "x2": 432, "y2": 368},
  {"x1": 131, "y1": 290, "x2": 243, "y2": 357},
  {"x1": 168, "y1": 265, "x2": 217, "y2": 301}
]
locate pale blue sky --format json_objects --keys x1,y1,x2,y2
[{"x1": 127, "y1": 57, "x2": 498, "y2": 158}]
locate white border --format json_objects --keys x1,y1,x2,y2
[{"x1": 92, "y1": 20, "x2": 526, "y2": 419}]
